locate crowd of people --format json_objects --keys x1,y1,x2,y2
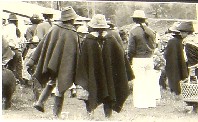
[{"x1": 2, "y1": 5, "x2": 198, "y2": 119}]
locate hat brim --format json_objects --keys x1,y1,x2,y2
[
  {"x1": 61, "y1": 14, "x2": 78, "y2": 21},
  {"x1": 131, "y1": 16, "x2": 147, "y2": 19},
  {"x1": 8, "y1": 19, "x2": 18, "y2": 20},
  {"x1": 88, "y1": 22, "x2": 110, "y2": 29}
]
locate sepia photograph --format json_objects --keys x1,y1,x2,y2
[{"x1": 1, "y1": 0, "x2": 198, "y2": 121}]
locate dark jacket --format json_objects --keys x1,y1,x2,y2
[
  {"x1": 164, "y1": 35, "x2": 188, "y2": 95},
  {"x1": 33, "y1": 23, "x2": 79, "y2": 93},
  {"x1": 75, "y1": 33, "x2": 130, "y2": 113},
  {"x1": 127, "y1": 24, "x2": 156, "y2": 60}
]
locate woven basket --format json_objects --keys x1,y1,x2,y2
[{"x1": 180, "y1": 80, "x2": 198, "y2": 102}]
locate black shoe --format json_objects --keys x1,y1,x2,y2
[{"x1": 33, "y1": 103, "x2": 44, "y2": 112}]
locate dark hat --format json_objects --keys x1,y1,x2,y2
[
  {"x1": 30, "y1": 14, "x2": 40, "y2": 21},
  {"x1": 177, "y1": 21, "x2": 194, "y2": 32},
  {"x1": 61, "y1": 6, "x2": 78, "y2": 21},
  {"x1": 8, "y1": 13, "x2": 18, "y2": 20}
]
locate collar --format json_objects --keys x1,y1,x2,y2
[{"x1": 55, "y1": 23, "x2": 76, "y2": 32}]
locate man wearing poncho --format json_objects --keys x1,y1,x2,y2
[
  {"x1": 29, "y1": 7, "x2": 79, "y2": 117},
  {"x1": 75, "y1": 14, "x2": 132, "y2": 118}
]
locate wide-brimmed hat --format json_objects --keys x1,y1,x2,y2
[
  {"x1": 88, "y1": 14, "x2": 109, "y2": 29},
  {"x1": 61, "y1": 6, "x2": 78, "y2": 21},
  {"x1": 75, "y1": 16, "x2": 91, "y2": 21},
  {"x1": 169, "y1": 22, "x2": 181, "y2": 35},
  {"x1": 74, "y1": 20, "x2": 84, "y2": 25},
  {"x1": 8, "y1": 13, "x2": 18, "y2": 20},
  {"x1": 131, "y1": 10, "x2": 147, "y2": 19},
  {"x1": 176, "y1": 21, "x2": 194, "y2": 32}
]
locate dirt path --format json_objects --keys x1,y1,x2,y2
[{"x1": 2, "y1": 85, "x2": 198, "y2": 121}]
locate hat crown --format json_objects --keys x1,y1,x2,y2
[
  {"x1": 132, "y1": 10, "x2": 146, "y2": 18},
  {"x1": 61, "y1": 6, "x2": 78, "y2": 21},
  {"x1": 88, "y1": 14, "x2": 109, "y2": 28},
  {"x1": 31, "y1": 14, "x2": 40, "y2": 20},
  {"x1": 177, "y1": 22, "x2": 194, "y2": 32},
  {"x1": 8, "y1": 13, "x2": 18, "y2": 20}
]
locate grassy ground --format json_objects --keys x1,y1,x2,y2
[{"x1": 2, "y1": 83, "x2": 198, "y2": 121}]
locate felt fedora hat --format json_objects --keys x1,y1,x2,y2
[
  {"x1": 131, "y1": 10, "x2": 147, "y2": 19},
  {"x1": 176, "y1": 21, "x2": 194, "y2": 32},
  {"x1": 88, "y1": 14, "x2": 109, "y2": 29},
  {"x1": 61, "y1": 6, "x2": 78, "y2": 21}
]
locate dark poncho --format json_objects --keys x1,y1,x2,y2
[
  {"x1": 33, "y1": 23, "x2": 79, "y2": 93},
  {"x1": 164, "y1": 36, "x2": 188, "y2": 95},
  {"x1": 75, "y1": 33, "x2": 130, "y2": 113}
]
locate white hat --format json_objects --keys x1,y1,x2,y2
[
  {"x1": 77, "y1": 25, "x2": 89, "y2": 34},
  {"x1": 131, "y1": 10, "x2": 147, "y2": 19},
  {"x1": 88, "y1": 14, "x2": 109, "y2": 29}
]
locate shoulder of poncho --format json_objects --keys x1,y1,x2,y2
[
  {"x1": 54, "y1": 23, "x2": 76, "y2": 32},
  {"x1": 86, "y1": 33, "x2": 96, "y2": 39}
]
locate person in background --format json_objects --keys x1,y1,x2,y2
[
  {"x1": 127, "y1": 10, "x2": 159, "y2": 108},
  {"x1": 75, "y1": 14, "x2": 130, "y2": 118},
  {"x1": 3, "y1": 13, "x2": 24, "y2": 85},
  {"x1": 30, "y1": 6, "x2": 79, "y2": 118},
  {"x1": 177, "y1": 21, "x2": 198, "y2": 113},
  {"x1": 119, "y1": 29, "x2": 129, "y2": 51},
  {"x1": 2, "y1": 36, "x2": 16, "y2": 110},
  {"x1": 25, "y1": 14, "x2": 41, "y2": 43},
  {"x1": 164, "y1": 22, "x2": 188, "y2": 99},
  {"x1": 77, "y1": 25, "x2": 89, "y2": 45},
  {"x1": 35, "y1": 9, "x2": 53, "y2": 41},
  {"x1": 21, "y1": 14, "x2": 42, "y2": 100}
]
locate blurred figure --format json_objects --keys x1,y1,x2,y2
[
  {"x1": 23, "y1": 14, "x2": 41, "y2": 61},
  {"x1": 119, "y1": 29, "x2": 128, "y2": 51},
  {"x1": 31, "y1": 6, "x2": 79, "y2": 118},
  {"x1": 77, "y1": 25, "x2": 89, "y2": 44},
  {"x1": 127, "y1": 10, "x2": 159, "y2": 108},
  {"x1": 164, "y1": 23, "x2": 188, "y2": 97},
  {"x1": 2, "y1": 36, "x2": 16, "y2": 110},
  {"x1": 3, "y1": 13, "x2": 24, "y2": 85},
  {"x1": 35, "y1": 9, "x2": 53, "y2": 41},
  {"x1": 22, "y1": 14, "x2": 42, "y2": 100},
  {"x1": 75, "y1": 14, "x2": 130, "y2": 118},
  {"x1": 106, "y1": 20, "x2": 123, "y2": 48},
  {"x1": 178, "y1": 22, "x2": 198, "y2": 113}
]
